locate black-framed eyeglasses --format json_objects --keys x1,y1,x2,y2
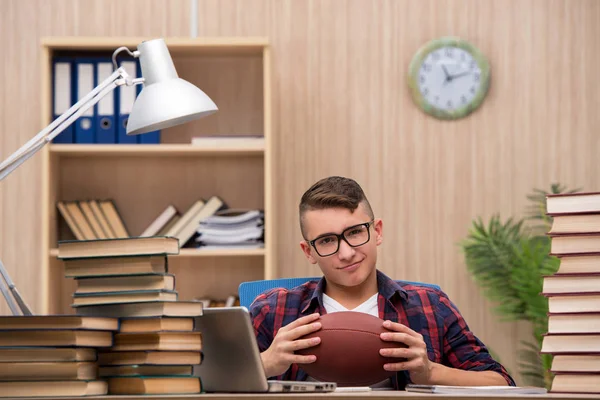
[{"x1": 307, "y1": 220, "x2": 375, "y2": 257}]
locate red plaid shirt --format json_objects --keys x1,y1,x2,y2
[{"x1": 249, "y1": 270, "x2": 515, "y2": 389}]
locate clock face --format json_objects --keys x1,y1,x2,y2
[{"x1": 408, "y1": 38, "x2": 490, "y2": 120}]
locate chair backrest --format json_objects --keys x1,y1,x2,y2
[{"x1": 238, "y1": 277, "x2": 441, "y2": 309}]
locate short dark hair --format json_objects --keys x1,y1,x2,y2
[{"x1": 299, "y1": 176, "x2": 374, "y2": 238}]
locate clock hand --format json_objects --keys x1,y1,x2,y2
[
  {"x1": 449, "y1": 71, "x2": 471, "y2": 80},
  {"x1": 441, "y1": 64, "x2": 451, "y2": 81}
]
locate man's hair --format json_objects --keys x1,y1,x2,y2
[{"x1": 299, "y1": 176, "x2": 374, "y2": 238}]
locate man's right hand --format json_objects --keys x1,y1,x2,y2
[{"x1": 260, "y1": 313, "x2": 322, "y2": 378}]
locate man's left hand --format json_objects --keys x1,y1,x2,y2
[{"x1": 379, "y1": 320, "x2": 433, "y2": 384}]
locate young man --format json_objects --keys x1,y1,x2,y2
[{"x1": 249, "y1": 176, "x2": 515, "y2": 389}]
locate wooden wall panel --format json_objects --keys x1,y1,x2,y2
[{"x1": 2, "y1": 0, "x2": 600, "y2": 385}]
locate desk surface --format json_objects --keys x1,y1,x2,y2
[{"x1": 23, "y1": 391, "x2": 600, "y2": 400}]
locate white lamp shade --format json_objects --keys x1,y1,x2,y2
[{"x1": 126, "y1": 39, "x2": 218, "y2": 135}]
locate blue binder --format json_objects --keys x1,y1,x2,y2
[
  {"x1": 73, "y1": 59, "x2": 96, "y2": 143},
  {"x1": 116, "y1": 60, "x2": 137, "y2": 144},
  {"x1": 94, "y1": 58, "x2": 116, "y2": 144},
  {"x1": 135, "y1": 61, "x2": 161, "y2": 144},
  {"x1": 51, "y1": 57, "x2": 74, "y2": 143}
]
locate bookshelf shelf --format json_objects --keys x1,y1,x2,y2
[
  {"x1": 49, "y1": 144, "x2": 265, "y2": 157},
  {"x1": 49, "y1": 248, "x2": 266, "y2": 258},
  {"x1": 41, "y1": 37, "x2": 273, "y2": 314}
]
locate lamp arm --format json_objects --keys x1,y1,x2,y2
[
  {"x1": 0, "y1": 66, "x2": 134, "y2": 316},
  {"x1": 0, "y1": 259, "x2": 31, "y2": 315},
  {"x1": 0, "y1": 67, "x2": 130, "y2": 181},
  {"x1": 0, "y1": 259, "x2": 20, "y2": 315}
]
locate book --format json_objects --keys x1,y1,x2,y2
[
  {"x1": 555, "y1": 254, "x2": 600, "y2": 274},
  {"x1": 0, "y1": 330, "x2": 113, "y2": 347},
  {"x1": 75, "y1": 300, "x2": 203, "y2": 318},
  {"x1": 541, "y1": 334, "x2": 600, "y2": 353},
  {"x1": 97, "y1": 350, "x2": 202, "y2": 366},
  {"x1": 119, "y1": 317, "x2": 194, "y2": 333},
  {"x1": 547, "y1": 192, "x2": 600, "y2": 215},
  {"x1": 58, "y1": 236, "x2": 179, "y2": 259},
  {"x1": 548, "y1": 313, "x2": 600, "y2": 334},
  {"x1": 99, "y1": 364, "x2": 193, "y2": 377},
  {"x1": 112, "y1": 332, "x2": 202, "y2": 352},
  {"x1": 176, "y1": 196, "x2": 226, "y2": 247},
  {"x1": 72, "y1": 290, "x2": 178, "y2": 307},
  {"x1": 0, "y1": 361, "x2": 97, "y2": 381},
  {"x1": 65, "y1": 255, "x2": 168, "y2": 277},
  {"x1": 75, "y1": 274, "x2": 175, "y2": 293},
  {"x1": 405, "y1": 384, "x2": 547, "y2": 394},
  {"x1": 64, "y1": 201, "x2": 97, "y2": 240},
  {"x1": 543, "y1": 274, "x2": 600, "y2": 294},
  {"x1": 79, "y1": 200, "x2": 108, "y2": 239},
  {"x1": 546, "y1": 293, "x2": 600, "y2": 313},
  {"x1": 98, "y1": 199, "x2": 129, "y2": 238},
  {"x1": 0, "y1": 347, "x2": 96, "y2": 363},
  {"x1": 89, "y1": 199, "x2": 116, "y2": 238},
  {"x1": 550, "y1": 233, "x2": 600, "y2": 255},
  {"x1": 139, "y1": 205, "x2": 179, "y2": 237},
  {"x1": 0, "y1": 380, "x2": 107, "y2": 397},
  {"x1": 165, "y1": 200, "x2": 205, "y2": 237},
  {"x1": 551, "y1": 354, "x2": 600, "y2": 373},
  {"x1": 108, "y1": 376, "x2": 201, "y2": 395},
  {"x1": 157, "y1": 214, "x2": 181, "y2": 236},
  {"x1": 550, "y1": 373, "x2": 600, "y2": 393},
  {"x1": 549, "y1": 213, "x2": 600, "y2": 234},
  {"x1": 57, "y1": 201, "x2": 85, "y2": 240},
  {"x1": 0, "y1": 315, "x2": 118, "y2": 331}
]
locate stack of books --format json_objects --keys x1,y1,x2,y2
[
  {"x1": 542, "y1": 192, "x2": 600, "y2": 394},
  {"x1": 59, "y1": 236, "x2": 204, "y2": 395},
  {"x1": 195, "y1": 209, "x2": 264, "y2": 249},
  {"x1": 0, "y1": 315, "x2": 118, "y2": 397}
]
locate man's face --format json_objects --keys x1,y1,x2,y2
[{"x1": 300, "y1": 204, "x2": 383, "y2": 288}]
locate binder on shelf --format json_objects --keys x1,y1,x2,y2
[
  {"x1": 52, "y1": 57, "x2": 74, "y2": 143},
  {"x1": 73, "y1": 59, "x2": 96, "y2": 143},
  {"x1": 116, "y1": 60, "x2": 138, "y2": 144},
  {"x1": 95, "y1": 58, "x2": 116, "y2": 144},
  {"x1": 136, "y1": 61, "x2": 161, "y2": 144}
]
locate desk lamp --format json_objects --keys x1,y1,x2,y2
[{"x1": 0, "y1": 38, "x2": 218, "y2": 315}]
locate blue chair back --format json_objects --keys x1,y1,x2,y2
[{"x1": 238, "y1": 277, "x2": 441, "y2": 309}]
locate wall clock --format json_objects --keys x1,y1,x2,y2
[{"x1": 408, "y1": 37, "x2": 490, "y2": 120}]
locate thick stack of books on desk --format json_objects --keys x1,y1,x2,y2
[
  {"x1": 195, "y1": 209, "x2": 264, "y2": 249},
  {"x1": 0, "y1": 315, "x2": 118, "y2": 397},
  {"x1": 97, "y1": 316, "x2": 202, "y2": 395},
  {"x1": 542, "y1": 192, "x2": 600, "y2": 394},
  {"x1": 58, "y1": 236, "x2": 204, "y2": 395}
]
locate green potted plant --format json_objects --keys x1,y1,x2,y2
[{"x1": 460, "y1": 184, "x2": 579, "y2": 389}]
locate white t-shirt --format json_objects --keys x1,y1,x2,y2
[
  {"x1": 322, "y1": 292, "x2": 378, "y2": 316},
  {"x1": 308, "y1": 292, "x2": 393, "y2": 389}
]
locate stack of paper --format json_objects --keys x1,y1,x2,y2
[{"x1": 195, "y1": 209, "x2": 264, "y2": 249}]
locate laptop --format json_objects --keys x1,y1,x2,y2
[{"x1": 193, "y1": 306, "x2": 336, "y2": 393}]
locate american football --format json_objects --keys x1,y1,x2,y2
[{"x1": 295, "y1": 311, "x2": 407, "y2": 386}]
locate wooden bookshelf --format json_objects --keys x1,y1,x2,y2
[{"x1": 40, "y1": 37, "x2": 273, "y2": 315}]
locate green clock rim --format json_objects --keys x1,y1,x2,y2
[{"x1": 407, "y1": 37, "x2": 491, "y2": 120}]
